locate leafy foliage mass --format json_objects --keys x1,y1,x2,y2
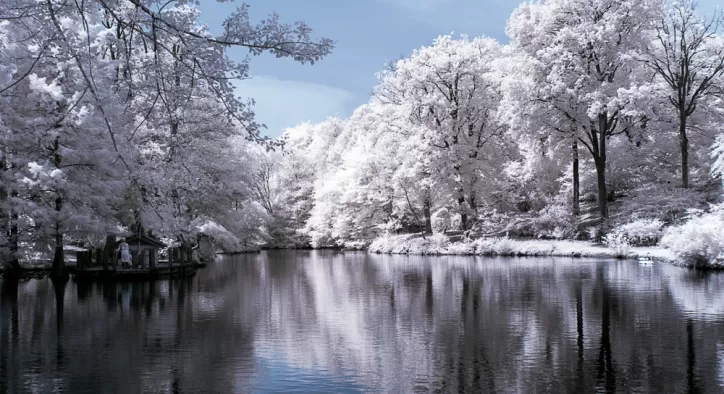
[
  {"x1": 0, "y1": 0, "x2": 332, "y2": 267},
  {"x1": 250, "y1": 1, "x2": 724, "y2": 268}
]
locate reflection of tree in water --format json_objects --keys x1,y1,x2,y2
[
  {"x1": 0, "y1": 264, "x2": 261, "y2": 393},
  {"x1": 255, "y1": 255, "x2": 724, "y2": 392},
  {"x1": 0, "y1": 277, "x2": 20, "y2": 393},
  {"x1": 3, "y1": 254, "x2": 724, "y2": 392},
  {"x1": 595, "y1": 265, "x2": 615, "y2": 393}
]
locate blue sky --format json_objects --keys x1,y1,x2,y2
[{"x1": 197, "y1": 0, "x2": 721, "y2": 138}]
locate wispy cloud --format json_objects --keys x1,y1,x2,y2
[{"x1": 234, "y1": 76, "x2": 357, "y2": 138}]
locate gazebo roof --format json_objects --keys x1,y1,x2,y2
[{"x1": 118, "y1": 234, "x2": 166, "y2": 248}]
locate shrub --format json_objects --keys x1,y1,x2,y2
[
  {"x1": 431, "y1": 208, "x2": 451, "y2": 234},
  {"x1": 603, "y1": 232, "x2": 630, "y2": 258},
  {"x1": 473, "y1": 236, "x2": 516, "y2": 256},
  {"x1": 532, "y1": 203, "x2": 575, "y2": 239},
  {"x1": 450, "y1": 213, "x2": 463, "y2": 231},
  {"x1": 661, "y1": 207, "x2": 724, "y2": 267},
  {"x1": 608, "y1": 218, "x2": 664, "y2": 247},
  {"x1": 429, "y1": 232, "x2": 449, "y2": 249},
  {"x1": 587, "y1": 227, "x2": 600, "y2": 242}
]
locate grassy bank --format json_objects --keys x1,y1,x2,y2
[{"x1": 368, "y1": 234, "x2": 679, "y2": 263}]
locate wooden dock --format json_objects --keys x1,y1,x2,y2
[{"x1": 72, "y1": 243, "x2": 203, "y2": 282}]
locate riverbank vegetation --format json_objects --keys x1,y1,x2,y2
[
  {"x1": 0, "y1": 0, "x2": 332, "y2": 275},
  {"x1": 253, "y1": 0, "x2": 724, "y2": 268}
]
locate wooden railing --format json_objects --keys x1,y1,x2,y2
[{"x1": 76, "y1": 246, "x2": 193, "y2": 270}]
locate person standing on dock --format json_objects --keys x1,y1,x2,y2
[{"x1": 117, "y1": 239, "x2": 132, "y2": 269}]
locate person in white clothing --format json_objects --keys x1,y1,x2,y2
[{"x1": 117, "y1": 239, "x2": 132, "y2": 268}]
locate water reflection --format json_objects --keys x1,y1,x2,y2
[{"x1": 2, "y1": 251, "x2": 724, "y2": 392}]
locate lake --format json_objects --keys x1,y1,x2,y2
[{"x1": 2, "y1": 251, "x2": 724, "y2": 393}]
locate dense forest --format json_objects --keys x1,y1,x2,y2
[
  {"x1": 1, "y1": 0, "x2": 724, "y2": 270},
  {"x1": 257, "y1": 0, "x2": 724, "y2": 266}
]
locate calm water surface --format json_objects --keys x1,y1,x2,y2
[{"x1": 2, "y1": 251, "x2": 724, "y2": 393}]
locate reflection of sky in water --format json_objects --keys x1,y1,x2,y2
[
  {"x1": 662, "y1": 263, "x2": 724, "y2": 321},
  {"x1": 252, "y1": 352, "x2": 368, "y2": 393}
]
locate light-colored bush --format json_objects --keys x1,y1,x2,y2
[
  {"x1": 609, "y1": 218, "x2": 664, "y2": 247},
  {"x1": 603, "y1": 232, "x2": 630, "y2": 258},
  {"x1": 429, "y1": 232, "x2": 449, "y2": 249},
  {"x1": 661, "y1": 208, "x2": 724, "y2": 267},
  {"x1": 473, "y1": 236, "x2": 517, "y2": 255},
  {"x1": 431, "y1": 208, "x2": 451, "y2": 234},
  {"x1": 450, "y1": 213, "x2": 463, "y2": 231},
  {"x1": 532, "y1": 203, "x2": 575, "y2": 239},
  {"x1": 587, "y1": 227, "x2": 600, "y2": 241}
]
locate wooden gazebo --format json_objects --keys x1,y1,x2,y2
[{"x1": 117, "y1": 234, "x2": 165, "y2": 269}]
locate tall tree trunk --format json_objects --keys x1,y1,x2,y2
[
  {"x1": 0, "y1": 153, "x2": 7, "y2": 263},
  {"x1": 572, "y1": 140, "x2": 580, "y2": 216},
  {"x1": 0, "y1": 154, "x2": 19, "y2": 271},
  {"x1": 468, "y1": 191, "x2": 477, "y2": 228},
  {"x1": 50, "y1": 195, "x2": 65, "y2": 278},
  {"x1": 457, "y1": 193, "x2": 468, "y2": 231},
  {"x1": 50, "y1": 137, "x2": 65, "y2": 278},
  {"x1": 595, "y1": 158, "x2": 608, "y2": 223},
  {"x1": 679, "y1": 113, "x2": 689, "y2": 189},
  {"x1": 423, "y1": 199, "x2": 432, "y2": 234},
  {"x1": 103, "y1": 235, "x2": 115, "y2": 271},
  {"x1": 8, "y1": 191, "x2": 19, "y2": 270},
  {"x1": 595, "y1": 114, "x2": 608, "y2": 223}
]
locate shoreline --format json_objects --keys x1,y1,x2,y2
[
  {"x1": 3, "y1": 239, "x2": 716, "y2": 275},
  {"x1": 367, "y1": 235, "x2": 693, "y2": 266}
]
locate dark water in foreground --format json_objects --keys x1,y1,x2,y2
[{"x1": 2, "y1": 251, "x2": 724, "y2": 393}]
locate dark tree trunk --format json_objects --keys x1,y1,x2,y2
[
  {"x1": 0, "y1": 156, "x2": 7, "y2": 265},
  {"x1": 457, "y1": 193, "x2": 468, "y2": 230},
  {"x1": 8, "y1": 192, "x2": 19, "y2": 270},
  {"x1": 6, "y1": 218, "x2": 19, "y2": 270},
  {"x1": 594, "y1": 158, "x2": 608, "y2": 222},
  {"x1": 1, "y1": 161, "x2": 20, "y2": 270},
  {"x1": 50, "y1": 196, "x2": 65, "y2": 278},
  {"x1": 679, "y1": 113, "x2": 689, "y2": 189},
  {"x1": 468, "y1": 191, "x2": 477, "y2": 227},
  {"x1": 51, "y1": 246, "x2": 65, "y2": 278},
  {"x1": 50, "y1": 137, "x2": 65, "y2": 278},
  {"x1": 595, "y1": 114, "x2": 608, "y2": 223},
  {"x1": 103, "y1": 235, "x2": 115, "y2": 271},
  {"x1": 423, "y1": 199, "x2": 432, "y2": 234},
  {"x1": 572, "y1": 140, "x2": 580, "y2": 216}
]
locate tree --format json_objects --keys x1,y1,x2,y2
[
  {"x1": 375, "y1": 35, "x2": 511, "y2": 230},
  {"x1": 645, "y1": 0, "x2": 724, "y2": 188},
  {"x1": 506, "y1": 0, "x2": 657, "y2": 222},
  {"x1": 499, "y1": 50, "x2": 583, "y2": 217},
  {"x1": 0, "y1": 0, "x2": 333, "y2": 268}
]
